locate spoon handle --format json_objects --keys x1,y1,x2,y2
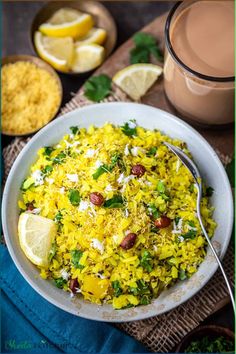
[{"x1": 196, "y1": 190, "x2": 235, "y2": 313}]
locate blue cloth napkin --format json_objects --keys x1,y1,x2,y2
[{"x1": 0, "y1": 245, "x2": 150, "y2": 353}]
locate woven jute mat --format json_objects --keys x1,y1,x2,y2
[{"x1": 3, "y1": 87, "x2": 234, "y2": 353}]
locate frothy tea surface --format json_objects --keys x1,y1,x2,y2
[{"x1": 171, "y1": 0, "x2": 234, "y2": 77}]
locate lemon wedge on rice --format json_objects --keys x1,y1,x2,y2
[
  {"x1": 39, "y1": 7, "x2": 94, "y2": 39},
  {"x1": 113, "y1": 64, "x2": 163, "y2": 101},
  {"x1": 18, "y1": 213, "x2": 57, "y2": 268},
  {"x1": 71, "y1": 44, "x2": 105, "y2": 73},
  {"x1": 75, "y1": 28, "x2": 107, "y2": 46},
  {"x1": 34, "y1": 31, "x2": 74, "y2": 72}
]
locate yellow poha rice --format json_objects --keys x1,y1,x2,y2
[
  {"x1": 2, "y1": 61, "x2": 61, "y2": 135},
  {"x1": 18, "y1": 121, "x2": 216, "y2": 309}
]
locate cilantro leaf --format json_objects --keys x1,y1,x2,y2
[
  {"x1": 92, "y1": 164, "x2": 110, "y2": 180},
  {"x1": 130, "y1": 46, "x2": 150, "y2": 64},
  {"x1": 133, "y1": 32, "x2": 156, "y2": 47},
  {"x1": 43, "y1": 146, "x2": 54, "y2": 156},
  {"x1": 104, "y1": 195, "x2": 124, "y2": 208},
  {"x1": 71, "y1": 250, "x2": 84, "y2": 269},
  {"x1": 112, "y1": 280, "x2": 123, "y2": 297},
  {"x1": 121, "y1": 120, "x2": 137, "y2": 136},
  {"x1": 147, "y1": 204, "x2": 160, "y2": 219},
  {"x1": 53, "y1": 152, "x2": 66, "y2": 165},
  {"x1": 146, "y1": 147, "x2": 157, "y2": 157},
  {"x1": 130, "y1": 32, "x2": 163, "y2": 64},
  {"x1": 68, "y1": 189, "x2": 81, "y2": 206},
  {"x1": 54, "y1": 211, "x2": 63, "y2": 223},
  {"x1": 181, "y1": 230, "x2": 197, "y2": 240},
  {"x1": 84, "y1": 74, "x2": 112, "y2": 102},
  {"x1": 70, "y1": 126, "x2": 79, "y2": 135},
  {"x1": 42, "y1": 165, "x2": 53, "y2": 176},
  {"x1": 54, "y1": 277, "x2": 67, "y2": 289},
  {"x1": 140, "y1": 295, "x2": 152, "y2": 305},
  {"x1": 140, "y1": 250, "x2": 153, "y2": 272}
]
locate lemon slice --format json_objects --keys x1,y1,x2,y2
[
  {"x1": 75, "y1": 28, "x2": 107, "y2": 46},
  {"x1": 113, "y1": 64, "x2": 163, "y2": 101},
  {"x1": 71, "y1": 44, "x2": 105, "y2": 73},
  {"x1": 34, "y1": 31, "x2": 74, "y2": 72},
  {"x1": 39, "y1": 8, "x2": 93, "y2": 38},
  {"x1": 18, "y1": 213, "x2": 57, "y2": 267}
]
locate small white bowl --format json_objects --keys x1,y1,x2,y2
[{"x1": 2, "y1": 102, "x2": 233, "y2": 322}]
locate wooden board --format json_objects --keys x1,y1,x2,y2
[{"x1": 93, "y1": 13, "x2": 234, "y2": 160}]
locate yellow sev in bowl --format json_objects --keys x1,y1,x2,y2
[
  {"x1": 2, "y1": 61, "x2": 61, "y2": 135},
  {"x1": 18, "y1": 122, "x2": 217, "y2": 309}
]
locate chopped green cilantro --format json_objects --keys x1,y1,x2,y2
[
  {"x1": 92, "y1": 164, "x2": 110, "y2": 180},
  {"x1": 71, "y1": 250, "x2": 84, "y2": 269},
  {"x1": 42, "y1": 165, "x2": 53, "y2": 175},
  {"x1": 43, "y1": 146, "x2": 55, "y2": 156},
  {"x1": 54, "y1": 277, "x2": 67, "y2": 289},
  {"x1": 68, "y1": 189, "x2": 81, "y2": 206},
  {"x1": 112, "y1": 280, "x2": 123, "y2": 297},
  {"x1": 140, "y1": 251, "x2": 153, "y2": 272},
  {"x1": 121, "y1": 120, "x2": 137, "y2": 137},
  {"x1": 181, "y1": 230, "x2": 197, "y2": 240},
  {"x1": 146, "y1": 147, "x2": 157, "y2": 157},
  {"x1": 104, "y1": 195, "x2": 124, "y2": 208},
  {"x1": 70, "y1": 126, "x2": 79, "y2": 135},
  {"x1": 53, "y1": 152, "x2": 66, "y2": 164},
  {"x1": 147, "y1": 204, "x2": 160, "y2": 219}
]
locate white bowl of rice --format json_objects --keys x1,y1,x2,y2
[{"x1": 2, "y1": 102, "x2": 233, "y2": 322}]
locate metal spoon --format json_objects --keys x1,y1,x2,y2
[{"x1": 164, "y1": 142, "x2": 235, "y2": 313}]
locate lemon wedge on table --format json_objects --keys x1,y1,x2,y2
[
  {"x1": 18, "y1": 213, "x2": 57, "y2": 268},
  {"x1": 113, "y1": 64, "x2": 163, "y2": 101},
  {"x1": 71, "y1": 44, "x2": 105, "y2": 73},
  {"x1": 75, "y1": 28, "x2": 107, "y2": 46},
  {"x1": 39, "y1": 7, "x2": 93, "y2": 39},
  {"x1": 34, "y1": 31, "x2": 74, "y2": 72}
]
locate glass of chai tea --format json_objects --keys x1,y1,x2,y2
[{"x1": 164, "y1": 0, "x2": 234, "y2": 126}]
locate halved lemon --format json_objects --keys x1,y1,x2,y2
[
  {"x1": 34, "y1": 31, "x2": 74, "y2": 72},
  {"x1": 71, "y1": 44, "x2": 105, "y2": 73},
  {"x1": 75, "y1": 28, "x2": 107, "y2": 46},
  {"x1": 113, "y1": 64, "x2": 163, "y2": 101},
  {"x1": 18, "y1": 213, "x2": 57, "y2": 267},
  {"x1": 39, "y1": 8, "x2": 94, "y2": 39}
]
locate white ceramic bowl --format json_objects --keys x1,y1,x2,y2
[{"x1": 2, "y1": 102, "x2": 233, "y2": 322}]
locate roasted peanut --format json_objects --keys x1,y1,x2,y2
[
  {"x1": 120, "y1": 233, "x2": 137, "y2": 250},
  {"x1": 89, "y1": 192, "x2": 104, "y2": 206},
  {"x1": 154, "y1": 216, "x2": 171, "y2": 228},
  {"x1": 131, "y1": 164, "x2": 146, "y2": 177}
]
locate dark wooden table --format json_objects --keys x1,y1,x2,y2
[{"x1": 2, "y1": 0, "x2": 234, "y2": 340}]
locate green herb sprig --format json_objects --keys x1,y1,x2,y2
[
  {"x1": 130, "y1": 32, "x2": 163, "y2": 64},
  {"x1": 84, "y1": 74, "x2": 112, "y2": 102}
]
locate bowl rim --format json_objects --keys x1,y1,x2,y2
[
  {"x1": 1, "y1": 54, "x2": 63, "y2": 137},
  {"x1": 29, "y1": 0, "x2": 117, "y2": 76},
  {"x1": 2, "y1": 102, "x2": 234, "y2": 322}
]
